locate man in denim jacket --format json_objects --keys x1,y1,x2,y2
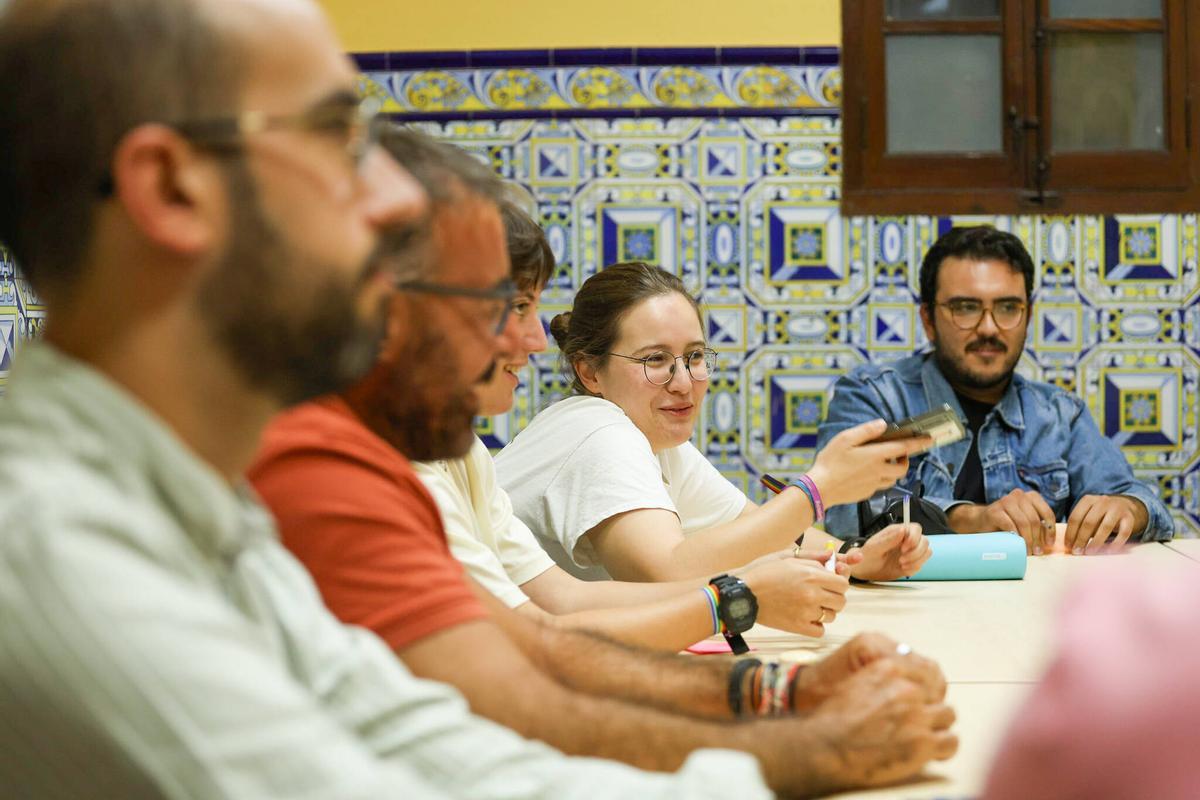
[{"x1": 818, "y1": 226, "x2": 1173, "y2": 554}]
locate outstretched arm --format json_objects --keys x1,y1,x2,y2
[
  {"x1": 586, "y1": 421, "x2": 927, "y2": 582},
  {"x1": 518, "y1": 553, "x2": 861, "y2": 651},
  {"x1": 471, "y1": 592, "x2": 959, "y2": 797}
]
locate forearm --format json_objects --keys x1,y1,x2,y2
[
  {"x1": 1117, "y1": 488, "x2": 1173, "y2": 540},
  {"x1": 946, "y1": 502, "x2": 992, "y2": 533},
  {"x1": 548, "y1": 589, "x2": 716, "y2": 652},
  {"x1": 544, "y1": 572, "x2": 709, "y2": 613},
  {"x1": 521, "y1": 630, "x2": 919, "y2": 800},
  {"x1": 506, "y1": 611, "x2": 737, "y2": 719},
  {"x1": 641, "y1": 489, "x2": 813, "y2": 581}
]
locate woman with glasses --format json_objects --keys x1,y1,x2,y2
[
  {"x1": 414, "y1": 210, "x2": 915, "y2": 649},
  {"x1": 494, "y1": 262, "x2": 932, "y2": 613}
]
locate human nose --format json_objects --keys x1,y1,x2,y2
[
  {"x1": 974, "y1": 306, "x2": 1001, "y2": 335},
  {"x1": 358, "y1": 147, "x2": 428, "y2": 230},
  {"x1": 665, "y1": 356, "x2": 693, "y2": 391}
]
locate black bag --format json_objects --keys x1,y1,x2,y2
[{"x1": 856, "y1": 482, "x2": 953, "y2": 539}]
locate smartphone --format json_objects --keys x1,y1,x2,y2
[{"x1": 872, "y1": 403, "x2": 966, "y2": 453}]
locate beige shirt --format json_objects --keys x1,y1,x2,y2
[
  {"x1": 415, "y1": 437, "x2": 555, "y2": 609},
  {"x1": 0, "y1": 343, "x2": 770, "y2": 799}
]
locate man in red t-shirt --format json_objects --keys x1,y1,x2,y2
[
  {"x1": 250, "y1": 129, "x2": 957, "y2": 797},
  {"x1": 252, "y1": 394, "x2": 489, "y2": 650}
]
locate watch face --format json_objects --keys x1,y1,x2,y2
[{"x1": 728, "y1": 598, "x2": 752, "y2": 619}]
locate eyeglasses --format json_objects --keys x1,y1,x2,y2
[
  {"x1": 174, "y1": 95, "x2": 386, "y2": 169},
  {"x1": 937, "y1": 299, "x2": 1027, "y2": 331},
  {"x1": 608, "y1": 348, "x2": 718, "y2": 385},
  {"x1": 97, "y1": 95, "x2": 387, "y2": 196},
  {"x1": 394, "y1": 276, "x2": 518, "y2": 334}
]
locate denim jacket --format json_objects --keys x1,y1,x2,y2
[{"x1": 817, "y1": 353, "x2": 1174, "y2": 541}]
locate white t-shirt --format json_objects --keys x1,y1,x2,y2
[
  {"x1": 495, "y1": 396, "x2": 748, "y2": 580},
  {"x1": 415, "y1": 437, "x2": 556, "y2": 608}
]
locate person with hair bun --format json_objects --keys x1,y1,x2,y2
[{"x1": 496, "y1": 262, "x2": 932, "y2": 619}]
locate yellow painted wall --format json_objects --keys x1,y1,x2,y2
[{"x1": 319, "y1": 0, "x2": 840, "y2": 52}]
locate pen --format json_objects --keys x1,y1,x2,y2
[
  {"x1": 903, "y1": 494, "x2": 910, "y2": 529},
  {"x1": 825, "y1": 541, "x2": 838, "y2": 573}
]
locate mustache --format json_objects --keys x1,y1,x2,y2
[{"x1": 967, "y1": 337, "x2": 1007, "y2": 353}]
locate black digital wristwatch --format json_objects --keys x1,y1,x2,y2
[{"x1": 708, "y1": 574, "x2": 758, "y2": 655}]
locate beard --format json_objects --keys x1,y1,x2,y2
[
  {"x1": 196, "y1": 162, "x2": 390, "y2": 407},
  {"x1": 930, "y1": 331, "x2": 1023, "y2": 393},
  {"x1": 341, "y1": 309, "x2": 480, "y2": 462}
]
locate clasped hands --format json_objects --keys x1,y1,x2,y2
[
  {"x1": 948, "y1": 489, "x2": 1148, "y2": 555},
  {"x1": 779, "y1": 633, "x2": 958, "y2": 792}
]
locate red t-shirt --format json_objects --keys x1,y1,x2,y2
[{"x1": 248, "y1": 397, "x2": 488, "y2": 651}]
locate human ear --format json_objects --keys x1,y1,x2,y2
[
  {"x1": 576, "y1": 356, "x2": 603, "y2": 396},
  {"x1": 109, "y1": 124, "x2": 221, "y2": 257},
  {"x1": 919, "y1": 303, "x2": 936, "y2": 342}
]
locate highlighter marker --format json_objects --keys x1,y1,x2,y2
[{"x1": 759, "y1": 473, "x2": 787, "y2": 495}]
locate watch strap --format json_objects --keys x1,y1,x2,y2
[
  {"x1": 723, "y1": 631, "x2": 750, "y2": 656},
  {"x1": 839, "y1": 536, "x2": 869, "y2": 554}
]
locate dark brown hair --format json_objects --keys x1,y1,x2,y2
[
  {"x1": 0, "y1": 0, "x2": 246, "y2": 295},
  {"x1": 550, "y1": 261, "x2": 701, "y2": 395},
  {"x1": 919, "y1": 225, "x2": 1035, "y2": 307},
  {"x1": 499, "y1": 201, "x2": 554, "y2": 292}
]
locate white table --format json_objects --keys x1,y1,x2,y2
[
  {"x1": 739, "y1": 539, "x2": 1195, "y2": 799},
  {"x1": 1166, "y1": 536, "x2": 1200, "y2": 562}
]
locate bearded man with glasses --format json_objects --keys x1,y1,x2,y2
[{"x1": 819, "y1": 226, "x2": 1173, "y2": 554}]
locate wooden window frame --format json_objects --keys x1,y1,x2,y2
[{"x1": 842, "y1": 0, "x2": 1200, "y2": 215}]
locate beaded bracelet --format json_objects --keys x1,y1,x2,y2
[
  {"x1": 784, "y1": 663, "x2": 804, "y2": 712},
  {"x1": 757, "y1": 662, "x2": 778, "y2": 716},
  {"x1": 733, "y1": 661, "x2": 811, "y2": 717},
  {"x1": 774, "y1": 660, "x2": 793, "y2": 716}
]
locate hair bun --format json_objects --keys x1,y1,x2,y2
[{"x1": 548, "y1": 311, "x2": 572, "y2": 345}]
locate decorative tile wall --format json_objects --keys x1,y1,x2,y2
[
  {"x1": 0, "y1": 246, "x2": 44, "y2": 395},
  {"x1": 367, "y1": 47, "x2": 1199, "y2": 536},
  {"x1": 1, "y1": 48, "x2": 1195, "y2": 535}
]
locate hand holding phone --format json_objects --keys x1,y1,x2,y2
[{"x1": 871, "y1": 404, "x2": 965, "y2": 455}]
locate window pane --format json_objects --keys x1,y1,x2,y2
[
  {"x1": 1050, "y1": 33, "x2": 1164, "y2": 151},
  {"x1": 886, "y1": 35, "x2": 1002, "y2": 154},
  {"x1": 1048, "y1": 0, "x2": 1161, "y2": 19},
  {"x1": 886, "y1": 0, "x2": 999, "y2": 20}
]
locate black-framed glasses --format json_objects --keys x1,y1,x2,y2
[
  {"x1": 937, "y1": 299, "x2": 1027, "y2": 331},
  {"x1": 395, "y1": 276, "x2": 518, "y2": 335},
  {"x1": 608, "y1": 348, "x2": 718, "y2": 385},
  {"x1": 97, "y1": 94, "x2": 387, "y2": 196}
]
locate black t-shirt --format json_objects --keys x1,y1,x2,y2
[{"x1": 953, "y1": 392, "x2": 996, "y2": 505}]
